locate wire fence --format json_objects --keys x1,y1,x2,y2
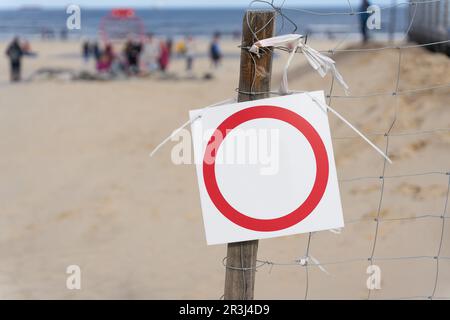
[{"x1": 223, "y1": 0, "x2": 450, "y2": 300}]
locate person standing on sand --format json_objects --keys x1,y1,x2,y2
[
  {"x1": 5, "y1": 37, "x2": 24, "y2": 82},
  {"x1": 210, "y1": 32, "x2": 222, "y2": 69},
  {"x1": 96, "y1": 53, "x2": 112, "y2": 74},
  {"x1": 104, "y1": 43, "x2": 115, "y2": 64},
  {"x1": 82, "y1": 40, "x2": 90, "y2": 63},
  {"x1": 91, "y1": 40, "x2": 101, "y2": 63},
  {"x1": 166, "y1": 37, "x2": 173, "y2": 57},
  {"x1": 185, "y1": 36, "x2": 196, "y2": 74},
  {"x1": 96, "y1": 43, "x2": 115, "y2": 74},
  {"x1": 124, "y1": 37, "x2": 142, "y2": 75},
  {"x1": 141, "y1": 34, "x2": 159, "y2": 74},
  {"x1": 360, "y1": 0, "x2": 371, "y2": 43},
  {"x1": 158, "y1": 40, "x2": 170, "y2": 72}
]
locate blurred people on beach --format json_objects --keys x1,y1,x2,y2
[
  {"x1": 141, "y1": 34, "x2": 160, "y2": 74},
  {"x1": 166, "y1": 38, "x2": 174, "y2": 57},
  {"x1": 210, "y1": 32, "x2": 222, "y2": 69},
  {"x1": 96, "y1": 43, "x2": 115, "y2": 74},
  {"x1": 158, "y1": 40, "x2": 170, "y2": 72},
  {"x1": 81, "y1": 39, "x2": 102, "y2": 68},
  {"x1": 91, "y1": 40, "x2": 101, "y2": 63},
  {"x1": 175, "y1": 39, "x2": 187, "y2": 56},
  {"x1": 82, "y1": 40, "x2": 90, "y2": 63},
  {"x1": 5, "y1": 37, "x2": 24, "y2": 82},
  {"x1": 75, "y1": 32, "x2": 229, "y2": 79},
  {"x1": 185, "y1": 36, "x2": 196, "y2": 74},
  {"x1": 124, "y1": 36, "x2": 143, "y2": 75},
  {"x1": 360, "y1": 0, "x2": 371, "y2": 43},
  {"x1": 96, "y1": 53, "x2": 112, "y2": 73},
  {"x1": 78, "y1": 36, "x2": 177, "y2": 77}
]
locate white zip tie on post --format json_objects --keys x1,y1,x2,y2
[
  {"x1": 249, "y1": 34, "x2": 350, "y2": 95},
  {"x1": 149, "y1": 98, "x2": 236, "y2": 157},
  {"x1": 305, "y1": 92, "x2": 393, "y2": 164}
]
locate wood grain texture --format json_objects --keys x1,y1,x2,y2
[{"x1": 224, "y1": 10, "x2": 275, "y2": 301}]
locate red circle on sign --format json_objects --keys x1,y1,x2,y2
[{"x1": 203, "y1": 105, "x2": 329, "y2": 232}]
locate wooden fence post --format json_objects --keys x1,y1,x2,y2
[{"x1": 223, "y1": 9, "x2": 275, "y2": 300}]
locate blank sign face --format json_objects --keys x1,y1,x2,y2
[
  {"x1": 190, "y1": 91, "x2": 344, "y2": 245},
  {"x1": 215, "y1": 118, "x2": 316, "y2": 220}
]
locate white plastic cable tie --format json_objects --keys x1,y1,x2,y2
[
  {"x1": 149, "y1": 98, "x2": 236, "y2": 157},
  {"x1": 297, "y1": 255, "x2": 330, "y2": 275},
  {"x1": 305, "y1": 92, "x2": 392, "y2": 164}
]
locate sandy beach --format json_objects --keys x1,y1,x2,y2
[{"x1": 0, "y1": 37, "x2": 449, "y2": 299}]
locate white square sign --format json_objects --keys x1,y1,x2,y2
[{"x1": 190, "y1": 91, "x2": 344, "y2": 245}]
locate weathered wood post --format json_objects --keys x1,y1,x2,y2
[{"x1": 223, "y1": 10, "x2": 275, "y2": 300}]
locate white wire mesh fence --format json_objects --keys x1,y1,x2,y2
[{"x1": 223, "y1": 0, "x2": 450, "y2": 300}]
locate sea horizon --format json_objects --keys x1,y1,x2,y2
[{"x1": 0, "y1": 6, "x2": 409, "y2": 40}]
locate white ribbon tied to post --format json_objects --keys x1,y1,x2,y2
[
  {"x1": 249, "y1": 34, "x2": 349, "y2": 95},
  {"x1": 249, "y1": 34, "x2": 392, "y2": 164}
]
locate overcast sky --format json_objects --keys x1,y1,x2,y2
[{"x1": 0, "y1": 0, "x2": 394, "y2": 9}]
